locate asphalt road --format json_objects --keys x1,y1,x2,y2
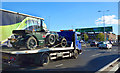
[{"x1": 2, "y1": 46, "x2": 119, "y2": 72}]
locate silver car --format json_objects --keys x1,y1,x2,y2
[{"x1": 98, "y1": 41, "x2": 112, "y2": 49}]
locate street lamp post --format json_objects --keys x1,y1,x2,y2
[{"x1": 98, "y1": 10, "x2": 109, "y2": 41}]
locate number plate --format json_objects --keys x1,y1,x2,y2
[{"x1": 57, "y1": 53, "x2": 62, "y2": 57}]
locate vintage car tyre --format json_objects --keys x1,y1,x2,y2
[
  {"x1": 61, "y1": 38, "x2": 67, "y2": 47},
  {"x1": 26, "y1": 36, "x2": 37, "y2": 50},
  {"x1": 46, "y1": 34, "x2": 56, "y2": 46},
  {"x1": 12, "y1": 45, "x2": 20, "y2": 49}
]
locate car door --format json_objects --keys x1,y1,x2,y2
[{"x1": 33, "y1": 31, "x2": 46, "y2": 47}]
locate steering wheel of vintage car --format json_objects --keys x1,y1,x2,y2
[
  {"x1": 26, "y1": 36, "x2": 37, "y2": 50},
  {"x1": 61, "y1": 38, "x2": 67, "y2": 47},
  {"x1": 47, "y1": 34, "x2": 56, "y2": 45}
]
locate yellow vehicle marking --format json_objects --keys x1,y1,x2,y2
[{"x1": 2, "y1": 56, "x2": 9, "y2": 59}]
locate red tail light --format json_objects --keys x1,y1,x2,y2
[
  {"x1": 42, "y1": 35, "x2": 46, "y2": 38},
  {"x1": 60, "y1": 30, "x2": 64, "y2": 31}
]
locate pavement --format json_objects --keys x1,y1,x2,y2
[{"x1": 1, "y1": 46, "x2": 120, "y2": 72}]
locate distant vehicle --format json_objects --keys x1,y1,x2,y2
[
  {"x1": 90, "y1": 41, "x2": 98, "y2": 47},
  {"x1": 81, "y1": 42, "x2": 87, "y2": 48},
  {"x1": 97, "y1": 42, "x2": 103, "y2": 47},
  {"x1": 98, "y1": 41, "x2": 112, "y2": 49},
  {"x1": 80, "y1": 40, "x2": 84, "y2": 43},
  {"x1": 109, "y1": 41, "x2": 114, "y2": 44}
]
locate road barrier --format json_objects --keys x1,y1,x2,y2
[{"x1": 96, "y1": 58, "x2": 120, "y2": 73}]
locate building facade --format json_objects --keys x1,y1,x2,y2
[
  {"x1": 76, "y1": 26, "x2": 116, "y2": 42},
  {"x1": 80, "y1": 32, "x2": 116, "y2": 42}
]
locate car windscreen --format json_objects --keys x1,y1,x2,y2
[
  {"x1": 25, "y1": 18, "x2": 41, "y2": 31},
  {"x1": 99, "y1": 42, "x2": 103, "y2": 44}
]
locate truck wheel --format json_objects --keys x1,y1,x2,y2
[
  {"x1": 12, "y1": 45, "x2": 20, "y2": 49},
  {"x1": 41, "y1": 53, "x2": 50, "y2": 66},
  {"x1": 61, "y1": 38, "x2": 67, "y2": 47},
  {"x1": 47, "y1": 34, "x2": 56, "y2": 45},
  {"x1": 72, "y1": 50, "x2": 79, "y2": 59},
  {"x1": 26, "y1": 37, "x2": 37, "y2": 50}
]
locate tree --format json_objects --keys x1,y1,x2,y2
[
  {"x1": 84, "y1": 33, "x2": 88, "y2": 42},
  {"x1": 96, "y1": 33, "x2": 104, "y2": 41}
]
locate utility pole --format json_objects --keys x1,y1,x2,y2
[{"x1": 98, "y1": 10, "x2": 109, "y2": 41}]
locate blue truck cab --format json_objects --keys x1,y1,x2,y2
[
  {"x1": 75, "y1": 32, "x2": 81, "y2": 50},
  {"x1": 57, "y1": 30, "x2": 81, "y2": 50}
]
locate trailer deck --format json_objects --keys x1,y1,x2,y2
[{"x1": 1, "y1": 47, "x2": 75, "y2": 54}]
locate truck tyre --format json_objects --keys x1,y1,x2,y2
[
  {"x1": 41, "y1": 53, "x2": 50, "y2": 66},
  {"x1": 12, "y1": 45, "x2": 20, "y2": 49},
  {"x1": 72, "y1": 50, "x2": 79, "y2": 59},
  {"x1": 47, "y1": 34, "x2": 56, "y2": 46},
  {"x1": 26, "y1": 36, "x2": 37, "y2": 50},
  {"x1": 61, "y1": 38, "x2": 67, "y2": 47}
]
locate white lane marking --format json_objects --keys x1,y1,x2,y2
[
  {"x1": 91, "y1": 53, "x2": 101, "y2": 57},
  {"x1": 55, "y1": 64, "x2": 63, "y2": 67}
]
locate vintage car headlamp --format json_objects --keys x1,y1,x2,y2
[
  {"x1": 11, "y1": 35, "x2": 15, "y2": 39},
  {"x1": 9, "y1": 35, "x2": 17, "y2": 43}
]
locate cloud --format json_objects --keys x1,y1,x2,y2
[{"x1": 95, "y1": 15, "x2": 118, "y2": 25}]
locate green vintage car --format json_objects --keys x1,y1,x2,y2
[{"x1": 9, "y1": 20, "x2": 67, "y2": 50}]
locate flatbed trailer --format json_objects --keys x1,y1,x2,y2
[{"x1": 1, "y1": 45, "x2": 82, "y2": 67}]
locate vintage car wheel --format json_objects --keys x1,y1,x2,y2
[
  {"x1": 47, "y1": 34, "x2": 56, "y2": 45},
  {"x1": 61, "y1": 38, "x2": 67, "y2": 47},
  {"x1": 26, "y1": 37, "x2": 37, "y2": 50}
]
